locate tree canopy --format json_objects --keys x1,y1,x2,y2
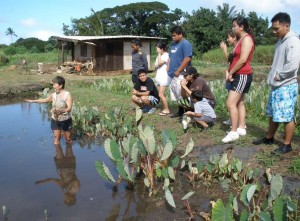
[{"x1": 62, "y1": 1, "x2": 272, "y2": 55}]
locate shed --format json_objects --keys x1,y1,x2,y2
[{"x1": 54, "y1": 35, "x2": 165, "y2": 73}]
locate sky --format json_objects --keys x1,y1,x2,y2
[{"x1": 1, "y1": 0, "x2": 300, "y2": 45}]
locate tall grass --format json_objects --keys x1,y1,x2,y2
[{"x1": 0, "y1": 49, "x2": 58, "y2": 66}]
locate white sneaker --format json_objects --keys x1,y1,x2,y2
[
  {"x1": 223, "y1": 119, "x2": 231, "y2": 126},
  {"x1": 222, "y1": 131, "x2": 239, "y2": 143},
  {"x1": 182, "y1": 115, "x2": 192, "y2": 129},
  {"x1": 237, "y1": 127, "x2": 246, "y2": 136}
]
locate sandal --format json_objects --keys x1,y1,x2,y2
[{"x1": 159, "y1": 111, "x2": 170, "y2": 116}]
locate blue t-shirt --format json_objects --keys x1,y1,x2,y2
[{"x1": 167, "y1": 39, "x2": 193, "y2": 78}]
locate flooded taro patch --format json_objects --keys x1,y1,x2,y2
[{"x1": 0, "y1": 102, "x2": 172, "y2": 220}]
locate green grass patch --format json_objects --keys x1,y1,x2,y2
[{"x1": 288, "y1": 157, "x2": 300, "y2": 175}]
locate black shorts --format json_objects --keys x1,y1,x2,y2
[
  {"x1": 230, "y1": 74, "x2": 252, "y2": 93},
  {"x1": 51, "y1": 118, "x2": 72, "y2": 131}
]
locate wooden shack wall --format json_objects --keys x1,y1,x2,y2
[{"x1": 69, "y1": 39, "x2": 152, "y2": 72}]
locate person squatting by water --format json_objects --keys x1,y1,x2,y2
[
  {"x1": 183, "y1": 90, "x2": 216, "y2": 131},
  {"x1": 222, "y1": 16, "x2": 255, "y2": 143},
  {"x1": 131, "y1": 69, "x2": 160, "y2": 114},
  {"x1": 26, "y1": 76, "x2": 73, "y2": 144},
  {"x1": 252, "y1": 12, "x2": 300, "y2": 154}
]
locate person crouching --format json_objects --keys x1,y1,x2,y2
[
  {"x1": 131, "y1": 69, "x2": 160, "y2": 114},
  {"x1": 183, "y1": 90, "x2": 216, "y2": 130}
]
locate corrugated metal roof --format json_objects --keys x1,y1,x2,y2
[{"x1": 54, "y1": 35, "x2": 166, "y2": 42}]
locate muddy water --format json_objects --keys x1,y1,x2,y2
[{"x1": 0, "y1": 102, "x2": 155, "y2": 221}]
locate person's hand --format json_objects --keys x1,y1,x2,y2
[
  {"x1": 226, "y1": 70, "x2": 233, "y2": 82},
  {"x1": 185, "y1": 111, "x2": 193, "y2": 116},
  {"x1": 174, "y1": 69, "x2": 180, "y2": 77},
  {"x1": 220, "y1": 41, "x2": 227, "y2": 50},
  {"x1": 132, "y1": 89, "x2": 137, "y2": 95},
  {"x1": 180, "y1": 79, "x2": 188, "y2": 87},
  {"x1": 25, "y1": 99, "x2": 34, "y2": 103}
]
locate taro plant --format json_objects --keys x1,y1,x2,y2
[
  {"x1": 97, "y1": 106, "x2": 138, "y2": 140},
  {"x1": 93, "y1": 79, "x2": 132, "y2": 94},
  {"x1": 202, "y1": 169, "x2": 298, "y2": 221},
  {"x1": 95, "y1": 124, "x2": 195, "y2": 208},
  {"x1": 188, "y1": 153, "x2": 258, "y2": 192},
  {"x1": 71, "y1": 104, "x2": 100, "y2": 137}
]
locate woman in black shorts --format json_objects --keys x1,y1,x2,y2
[{"x1": 26, "y1": 76, "x2": 73, "y2": 144}]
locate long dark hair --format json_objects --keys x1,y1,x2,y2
[
  {"x1": 232, "y1": 16, "x2": 255, "y2": 44},
  {"x1": 156, "y1": 42, "x2": 168, "y2": 51}
]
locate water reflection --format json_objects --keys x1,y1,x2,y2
[{"x1": 35, "y1": 143, "x2": 80, "y2": 206}]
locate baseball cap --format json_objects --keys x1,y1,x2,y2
[{"x1": 181, "y1": 66, "x2": 198, "y2": 76}]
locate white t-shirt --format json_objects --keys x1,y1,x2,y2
[{"x1": 155, "y1": 52, "x2": 171, "y2": 86}]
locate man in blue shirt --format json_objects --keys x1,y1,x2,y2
[{"x1": 167, "y1": 26, "x2": 193, "y2": 118}]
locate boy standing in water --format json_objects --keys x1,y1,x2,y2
[{"x1": 26, "y1": 76, "x2": 73, "y2": 144}]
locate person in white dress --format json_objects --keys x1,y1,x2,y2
[{"x1": 154, "y1": 42, "x2": 172, "y2": 116}]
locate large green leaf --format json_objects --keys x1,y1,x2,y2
[
  {"x1": 182, "y1": 191, "x2": 195, "y2": 200},
  {"x1": 160, "y1": 141, "x2": 174, "y2": 161},
  {"x1": 240, "y1": 184, "x2": 252, "y2": 206},
  {"x1": 232, "y1": 196, "x2": 238, "y2": 215},
  {"x1": 139, "y1": 126, "x2": 156, "y2": 154},
  {"x1": 116, "y1": 160, "x2": 129, "y2": 180},
  {"x1": 162, "y1": 167, "x2": 168, "y2": 178},
  {"x1": 165, "y1": 188, "x2": 176, "y2": 208},
  {"x1": 130, "y1": 141, "x2": 139, "y2": 164},
  {"x1": 269, "y1": 174, "x2": 283, "y2": 203},
  {"x1": 170, "y1": 156, "x2": 179, "y2": 168},
  {"x1": 167, "y1": 167, "x2": 175, "y2": 180},
  {"x1": 239, "y1": 209, "x2": 249, "y2": 221},
  {"x1": 95, "y1": 161, "x2": 116, "y2": 182},
  {"x1": 144, "y1": 177, "x2": 150, "y2": 187},
  {"x1": 211, "y1": 199, "x2": 234, "y2": 221},
  {"x1": 259, "y1": 211, "x2": 272, "y2": 221},
  {"x1": 104, "y1": 139, "x2": 115, "y2": 161},
  {"x1": 181, "y1": 160, "x2": 186, "y2": 169},
  {"x1": 219, "y1": 153, "x2": 229, "y2": 169},
  {"x1": 162, "y1": 129, "x2": 176, "y2": 147},
  {"x1": 135, "y1": 107, "x2": 142, "y2": 122},
  {"x1": 111, "y1": 139, "x2": 122, "y2": 160},
  {"x1": 247, "y1": 184, "x2": 257, "y2": 203},
  {"x1": 273, "y1": 197, "x2": 287, "y2": 221},
  {"x1": 180, "y1": 138, "x2": 194, "y2": 158}
]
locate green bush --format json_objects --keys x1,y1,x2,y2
[
  {"x1": 0, "y1": 53, "x2": 9, "y2": 66},
  {"x1": 3, "y1": 46, "x2": 17, "y2": 55},
  {"x1": 251, "y1": 45, "x2": 275, "y2": 65}
]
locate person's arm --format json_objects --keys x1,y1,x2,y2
[
  {"x1": 174, "y1": 57, "x2": 192, "y2": 77},
  {"x1": 220, "y1": 41, "x2": 228, "y2": 61},
  {"x1": 180, "y1": 79, "x2": 192, "y2": 96},
  {"x1": 25, "y1": 95, "x2": 52, "y2": 103},
  {"x1": 185, "y1": 110, "x2": 203, "y2": 117},
  {"x1": 35, "y1": 178, "x2": 62, "y2": 187},
  {"x1": 275, "y1": 41, "x2": 300, "y2": 81},
  {"x1": 142, "y1": 53, "x2": 148, "y2": 73},
  {"x1": 64, "y1": 94, "x2": 73, "y2": 113},
  {"x1": 228, "y1": 36, "x2": 253, "y2": 77}
]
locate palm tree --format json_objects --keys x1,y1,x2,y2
[
  {"x1": 217, "y1": 3, "x2": 237, "y2": 19},
  {"x1": 5, "y1": 27, "x2": 17, "y2": 43},
  {"x1": 216, "y1": 3, "x2": 238, "y2": 34}
]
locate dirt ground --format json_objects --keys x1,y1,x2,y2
[{"x1": 1, "y1": 70, "x2": 300, "y2": 220}]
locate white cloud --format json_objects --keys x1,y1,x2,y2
[
  {"x1": 20, "y1": 18, "x2": 37, "y2": 27},
  {"x1": 26, "y1": 30, "x2": 61, "y2": 41}
]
